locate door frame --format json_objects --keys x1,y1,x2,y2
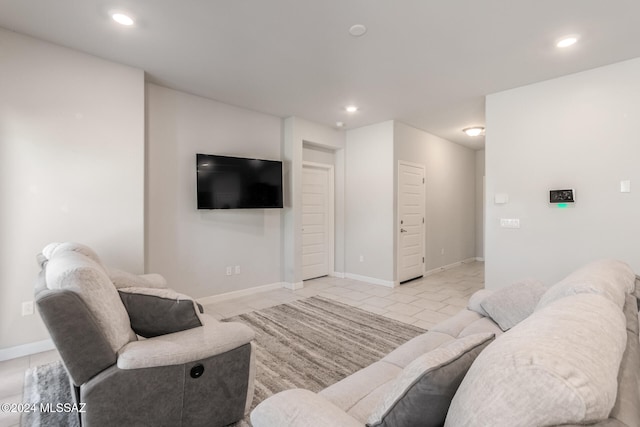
[
  {"x1": 397, "y1": 160, "x2": 426, "y2": 283},
  {"x1": 302, "y1": 161, "x2": 335, "y2": 279}
]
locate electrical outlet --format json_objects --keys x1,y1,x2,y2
[
  {"x1": 234, "y1": 265, "x2": 240, "y2": 274},
  {"x1": 22, "y1": 301, "x2": 34, "y2": 316},
  {"x1": 226, "y1": 266, "x2": 232, "y2": 276},
  {"x1": 359, "y1": 255, "x2": 364, "y2": 262},
  {"x1": 440, "y1": 248, "x2": 445, "y2": 255}
]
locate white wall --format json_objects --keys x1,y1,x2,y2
[
  {"x1": 303, "y1": 144, "x2": 335, "y2": 165},
  {"x1": 394, "y1": 122, "x2": 477, "y2": 272},
  {"x1": 486, "y1": 57, "x2": 640, "y2": 288},
  {"x1": 146, "y1": 84, "x2": 283, "y2": 297},
  {"x1": 345, "y1": 121, "x2": 395, "y2": 282},
  {"x1": 0, "y1": 29, "x2": 144, "y2": 353},
  {"x1": 475, "y1": 150, "x2": 485, "y2": 259},
  {"x1": 283, "y1": 117, "x2": 345, "y2": 285}
]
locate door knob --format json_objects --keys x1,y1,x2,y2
[{"x1": 400, "y1": 228, "x2": 407, "y2": 233}]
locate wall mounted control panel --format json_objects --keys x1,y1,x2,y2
[{"x1": 549, "y1": 189, "x2": 575, "y2": 204}]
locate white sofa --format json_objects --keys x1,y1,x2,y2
[{"x1": 251, "y1": 260, "x2": 640, "y2": 427}]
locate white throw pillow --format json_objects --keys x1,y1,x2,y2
[
  {"x1": 479, "y1": 279, "x2": 546, "y2": 331},
  {"x1": 466, "y1": 289, "x2": 494, "y2": 317}
]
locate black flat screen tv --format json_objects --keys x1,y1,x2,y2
[{"x1": 196, "y1": 154, "x2": 283, "y2": 209}]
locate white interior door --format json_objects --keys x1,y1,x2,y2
[
  {"x1": 302, "y1": 164, "x2": 332, "y2": 280},
  {"x1": 398, "y1": 162, "x2": 425, "y2": 283}
]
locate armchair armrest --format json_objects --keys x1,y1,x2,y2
[
  {"x1": 250, "y1": 389, "x2": 362, "y2": 427},
  {"x1": 109, "y1": 269, "x2": 167, "y2": 289},
  {"x1": 117, "y1": 315, "x2": 254, "y2": 369}
]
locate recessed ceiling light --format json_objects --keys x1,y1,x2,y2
[
  {"x1": 462, "y1": 126, "x2": 485, "y2": 137},
  {"x1": 349, "y1": 24, "x2": 367, "y2": 37},
  {"x1": 345, "y1": 105, "x2": 358, "y2": 113},
  {"x1": 556, "y1": 36, "x2": 578, "y2": 48},
  {"x1": 112, "y1": 13, "x2": 135, "y2": 26}
]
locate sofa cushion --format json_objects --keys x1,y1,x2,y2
[
  {"x1": 118, "y1": 287, "x2": 203, "y2": 338},
  {"x1": 536, "y1": 259, "x2": 635, "y2": 310},
  {"x1": 479, "y1": 279, "x2": 546, "y2": 331},
  {"x1": 320, "y1": 361, "x2": 402, "y2": 415},
  {"x1": 251, "y1": 389, "x2": 362, "y2": 427},
  {"x1": 367, "y1": 333, "x2": 494, "y2": 427},
  {"x1": 429, "y1": 309, "x2": 484, "y2": 337},
  {"x1": 445, "y1": 293, "x2": 627, "y2": 427},
  {"x1": 382, "y1": 332, "x2": 454, "y2": 369}
]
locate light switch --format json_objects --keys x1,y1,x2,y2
[
  {"x1": 494, "y1": 193, "x2": 509, "y2": 204},
  {"x1": 620, "y1": 180, "x2": 631, "y2": 193}
]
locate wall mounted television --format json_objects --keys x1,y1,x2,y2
[{"x1": 196, "y1": 154, "x2": 283, "y2": 209}]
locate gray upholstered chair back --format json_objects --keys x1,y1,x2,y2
[{"x1": 35, "y1": 243, "x2": 136, "y2": 386}]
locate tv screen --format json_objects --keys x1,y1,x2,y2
[{"x1": 196, "y1": 154, "x2": 283, "y2": 209}]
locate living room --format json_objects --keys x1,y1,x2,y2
[
  {"x1": 0, "y1": 16, "x2": 485, "y2": 361},
  {"x1": 1, "y1": 2, "x2": 639, "y2": 426}
]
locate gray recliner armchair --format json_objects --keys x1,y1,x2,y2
[{"x1": 35, "y1": 242, "x2": 255, "y2": 427}]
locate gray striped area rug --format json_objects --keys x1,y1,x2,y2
[{"x1": 227, "y1": 296, "x2": 425, "y2": 425}]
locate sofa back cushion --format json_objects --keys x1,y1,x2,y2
[
  {"x1": 445, "y1": 293, "x2": 627, "y2": 427},
  {"x1": 536, "y1": 259, "x2": 634, "y2": 310},
  {"x1": 45, "y1": 248, "x2": 136, "y2": 353},
  {"x1": 607, "y1": 294, "x2": 640, "y2": 427}
]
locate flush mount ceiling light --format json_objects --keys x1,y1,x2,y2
[
  {"x1": 345, "y1": 105, "x2": 358, "y2": 113},
  {"x1": 112, "y1": 12, "x2": 135, "y2": 26},
  {"x1": 349, "y1": 24, "x2": 367, "y2": 37},
  {"x1": 462, "y1": 126, "x2": 485, "y2": 137},
  {"x1": 556, "y1": 35, "x2": 578, "y2": 48}
]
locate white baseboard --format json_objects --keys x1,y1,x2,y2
[
  {"x1": 344, "y1": 273, "x2": 397, "y2": 288},
  {"x1": 330, "y1": 271, "x2": 345, "y2": 279},
  {"x1": 475, "y1": 257, "x2": 485, "y2": 262},
  {"x1": 197, "y1": 282, "x2": 285, "y2": 305},
  {"x1": 0, "y1": 339, "x2": 55, "y2": 362},
  {"x1": 283, "y1": 281, "x2": 304, "y2": 290},
  {"x1": 424, "y1": 257, "x2": 479, "y2": 277}
]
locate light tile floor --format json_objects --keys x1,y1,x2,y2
[
  {"x1": 204, "y1": 260, "x2": 484, "y2": 329},
  {"x1": 0, "y1": 261, "x2": 483, "y2": 427}
]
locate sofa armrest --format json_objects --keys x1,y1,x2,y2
[
  {"x1": 109, "y1": 269, "x2": 167, "y2": 289},
  {"x1": 137, "y1": 273, "x2": 167, "y2": 288},
  {"x1": 117, "y1": 316, "x2": 254, "y2": 369},
  {"x1": 251, "y1": 389, "x2": 362, "y2": 427}
]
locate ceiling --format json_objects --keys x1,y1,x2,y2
[{"x1": 2, "y1": 1, "x2": 640, "y2": 149}]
